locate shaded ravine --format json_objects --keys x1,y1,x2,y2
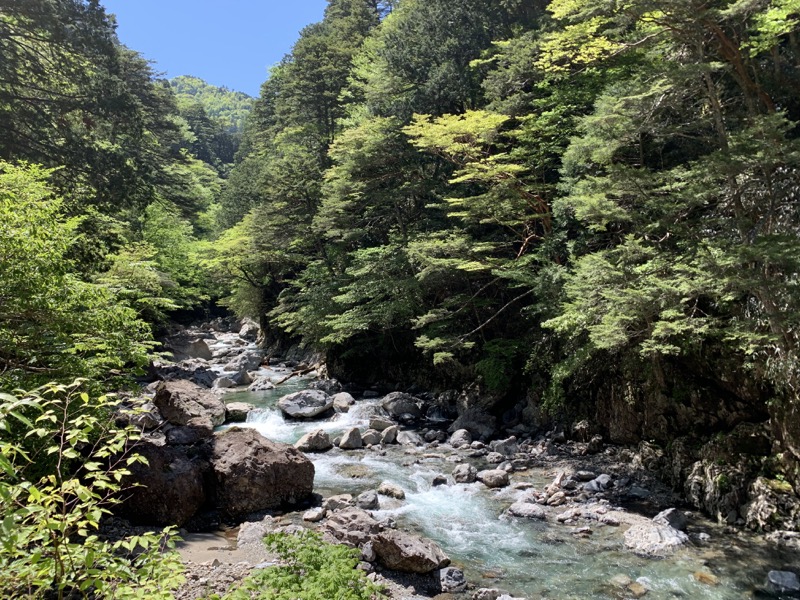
[{"x1": 219, "y1": 378, "x2": 799, "y2": 600}]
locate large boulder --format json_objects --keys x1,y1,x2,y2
[
  {"x1": 277, "y1": 390, "x2": 333, "y2": 419},
  {"x1": 209, "y1": 427, "x2": 314, "y2": 519},
  {"x1": 163, "y1": 334, "x2": 213, "y2": 361},
  {"x1": 309, "y1": 379, "x2": 343, "y2": 395},
  {"x1": 295, "y1": 429, "x2": 333, "y2": 452},
  {"x1": 165, "y1": 416, "x2": 214, "y2": 445},
  {"x1": 372, "y1": 530, "x2": 450, "y2": 573},
  {"x1": 449, "y1": 429, "x2": 473, "y2": 448},
  {"x1": 324, "y1": 508, "x2": 383, "y2": 546},
  {"x1": 118, "y1": 442, "x2": 205, "y2": 526},
  {"x1": 381, "y1": 392, "x2": 422, "y2": 419},
  {"x1": 154, "y1": 380, "x2": 226, "y2": 427},
  {"x1": 248, "y1": 377, "x2": 275, "y2": 392},
  {"x1": 453, "y1": 464, "x2": 477, "y2": 484},
  {"x1": 238, "y1": 318, "x2": 259, "y2": 341},
  {"x1": 223, "y1": 351, "x2": 263, "y2": 373},
  {"x1": 151, "y1": 359, "x2": 217, "y2": 388}
]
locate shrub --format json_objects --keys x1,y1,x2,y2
[
  {"x1": 224, "y1": 530, "x2": 385, "y2": 600},
  {"x1": 0, "y1": 381, "x2": 184, "y2": 599}
]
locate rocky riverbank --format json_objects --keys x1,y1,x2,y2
[{"x1": 111, "y1": 319, "x2": 800, "y2": 599}]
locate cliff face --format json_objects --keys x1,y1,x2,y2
[{"x1": 541, "y1": 351, "x2": 800, "y2": 532}]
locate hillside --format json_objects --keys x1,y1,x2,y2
[{"x1": 170, "y1": 75, "x2": 252, "y2": 132}]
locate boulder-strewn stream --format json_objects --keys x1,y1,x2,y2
[
  {"x1": 224, "y1": 384, "x2": 799, "y2": 599},
  {"x1": 139, "y1": 322, "x2": 800, "y2": 599}
]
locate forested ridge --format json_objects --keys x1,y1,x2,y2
[{"x1": 2, "y1": 0, "x2": 800, "y2": 596}]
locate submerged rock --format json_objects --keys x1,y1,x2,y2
[
  {"x1": 277, "y1": 390, "x2": 333, "y2": 419},
  {"x1": 765, "y1": 570, "x2": 800, "y2": 596}
]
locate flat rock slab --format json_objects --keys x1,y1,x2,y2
[{"x1": 624, "y1": 523, "x2": 688, "y2": 557}]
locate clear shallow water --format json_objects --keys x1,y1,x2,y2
[{"x1": 221, "y1": 382, "x2": 799, "y2": 599}]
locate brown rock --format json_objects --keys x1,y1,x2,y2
[
  {"x1": 209, "y1": 427, "x2": 314, "y2": 519},
  {"x1": 372, "y1": 530, "x2": 450, "y2": 573},
  {"x1": 154, "y1": 380, "x2": 226, "y2": 426},
  {"x1": 118, "y1": 442, "x2": 205, "y2": 526}
]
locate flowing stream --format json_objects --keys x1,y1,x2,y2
[{"x1": 220, "y1": 366, "x2": 798, "y2": 599}]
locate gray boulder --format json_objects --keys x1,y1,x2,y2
[
  {"x1": 154, "y1": 380, "x2": 226, "y2": 427},
  {"x1": 378, "y1": 482, "x2": 406, "y2": 499},
  {"x1": 225, "y1": 402, "x2": 255, "y2": 423},
  {"x1": 508, "y1": 502, "x2": 546, "y2": 519},
  {"x1": 372, "y1": 530, "x2": 450, "y2": 573},
  {"x1": 490, "y1": 436, "x2": 519, "y2": 456},
  {"x1": 453, "y1": 464, "x2": 477, "y2": 484},
  {"x1": 277, "y1": 390, "x2": 333, "y2": 419},
  {"x1": 165, "y1": 416, "x2": 214, "y2": 445},
  {"x1": 151, "y1": 359, "x2": 217, "y2": 388},
  {"x1": 324, "y1": 508, "x2": 383, "y2": 546},
  {"x1": 653, "y1": 508, "x2": 688, "y2": 531},
  {"x1": 439, "y1": 567, "x2": 467, "y2": 593},
  {"x1": 382, "y1": 392, "x2": 422, "y2": 419},
  {"x1": 339, "y1": 427, "x2": 363, "y2": 450},
  {"x1": 238, "y1": 319, "x2": 259, "y2": 341},
  {"x1": 356, "y1": 490, "x2": 380, "y2": 510},
  {"x1": 295, "y1": 429, "x2": 334, "y2": 452},
  {"x1": 370, "y1": 417, "x2": 395, "y2": 431},
  {"x1": 332, "y1": 392, "x2": 356, "y2": 412},
  {"x1": 477, "y1": 469, "x2": 509, "y2": 488},
  {"x1": 623, "y1": 522, "x2": 689, "y2": 557},
  {"x1": 209, "y1": 427, "x2": 314, "y2": 519},
  {"x1": 449, "y1": 429, "x2": 473, "y2": 448},
  {"x1": 223, "y1": 351, "x2": 263, "y2": 373},
  {"x1": 213, "y1": 376, "x2": 235, "y2": 389},
  {"x1": 361, "y1": 429, "x2": 382, "y2": 446},
  {"x1": 309, "y1": 379, "x2": 343, "y2": 395},
  {"x1": 765, "y1": 570, "x2": 800, "y2": 596},
  {"x1": 248, "y1": 377, "x2": 275, "y2": 392},
  {"x1": 381, "y1": 426, "x2": 399, "y2": 444}
]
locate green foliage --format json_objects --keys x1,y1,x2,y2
[
  {"x1": 224, "y1": 530, "x2": 384, "y2": 600},
  {"x1": 0, "y1": 381, "x2": 184, "y2": 599},
  {"x1": 170, "y1": 75, "x2": 253, "y2": 133},
  {"x1": 0, "y1": 162, "x2": 153, "y2": 390}
]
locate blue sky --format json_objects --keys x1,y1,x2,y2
[{"x1": 102, "y1": 0, "x2": 329, "y2": 97}]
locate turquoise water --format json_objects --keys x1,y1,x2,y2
[{"x1": 223, "y1": 382, "x2": 798, "y2": 599}]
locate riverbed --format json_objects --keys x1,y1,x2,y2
[{"x1": 217, "y1": 367, "x2": 799, "y2": 600}]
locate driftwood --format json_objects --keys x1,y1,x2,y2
[{"x1": 273, "y1": 366, "x2": 316, "y2": 385}]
